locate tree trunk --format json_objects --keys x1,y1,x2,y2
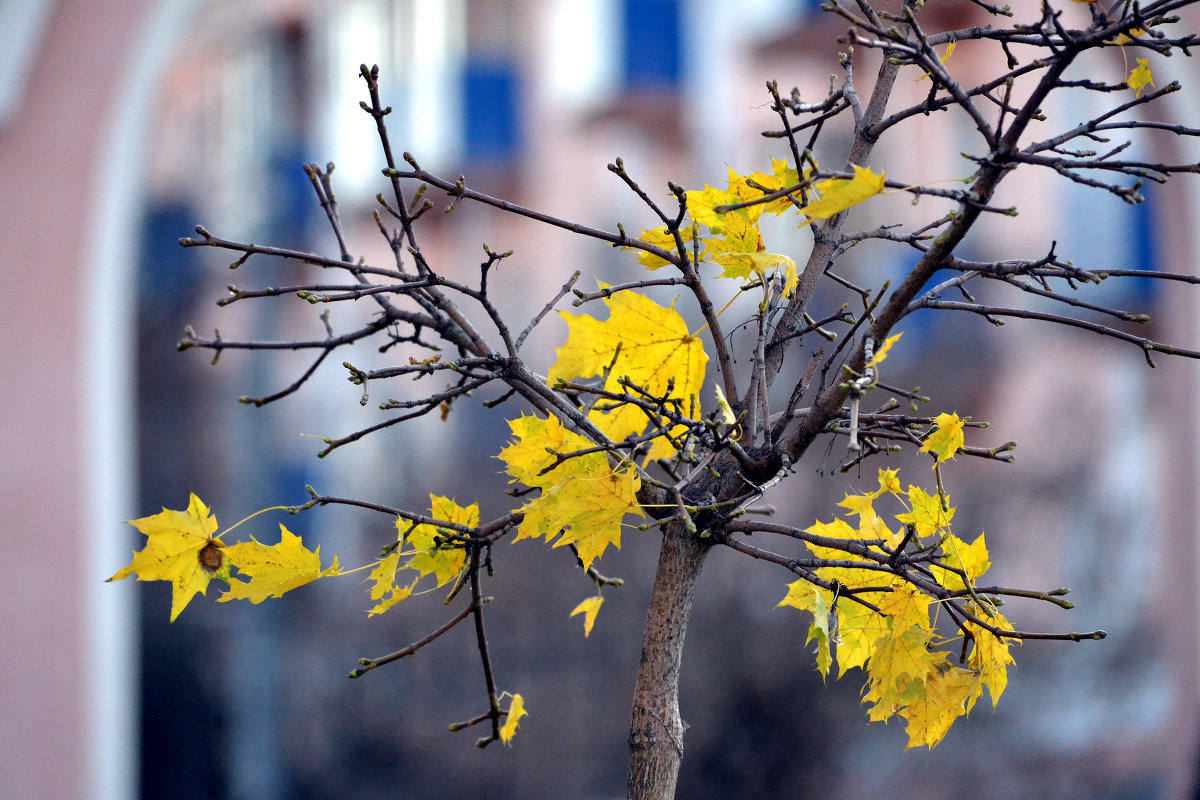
[{"x1": 626, "y1": 521, "x2": 709, "y2": 800}]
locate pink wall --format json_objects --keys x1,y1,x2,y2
[{"x1": 0, "y1": 1, "x2": 151, "y2": 796}]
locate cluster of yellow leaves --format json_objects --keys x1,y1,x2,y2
[
  {"x1": 108, "y1": 494, "x2": 340, "y2": 622},
  {"x1": 110, "y1": 492, "x2": 492, "y2": 621},
  {"x1": 367, "y1": 494, "x2": 479, "y2": 616},
  {"x1": 112, "y1": 494, "x2": 538, "y2": 741},
  {"x1": 631, "y1": 160, "x2": 884, "y2": 293},
  {"x1": 499, "y1": 414, "x2": 643, "y2": 572},
  {"x1": 1095, "y1": 12, "x2": 1155, "y2": 93},
  {"x1": 1074, "y1": 0, "x2": 1159, "y2": 94},
  {"x1": 549, "y1": 289, "x2": 707, "y2": 463},
  {"x1": 777, "y1": 461, "x2": 1018, "y2": 749},
  {"x1": 526, "y1": 153, "x2": 889, "y2": 630}
]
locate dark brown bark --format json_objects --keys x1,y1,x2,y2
[{"x1": 626, "y1": 521, "x2": 710, "y2": 800}]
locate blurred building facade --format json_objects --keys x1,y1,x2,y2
[{"x1": 5, "y1": 1, "x2": 1200, "y2": 798}]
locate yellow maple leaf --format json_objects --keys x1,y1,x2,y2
[
  {"x1": 836, "y1": 489, "x2": 876, "y2": 519},
  {"x1": 746, "y1": 157, "x2": 803, "y2": 215},
  {"x1": 967, "y1": 606, "x2": 1017, "y2": 707},
  {"x1": 365, "y1": 495, "x2": 477, "y2": 613},
  {"x1": 687, "y1": 183, "x2": 740, "y2": 233},
  {"x1": 876, "y1": 584, "x2": 933, "y2": 634},
  {"x1": 219, "y1": 525, "x2": 342, "y2": 604},
  {"x1": 549, "y1": 289, "x2": 706, "y2": 458},
  {"x1": 798, "y1": 165, "x2": 885, "y2": 221},
  {"x1": 570, "y1": 595, "x2": 605, "y2": 637},
  {"x1": 630, "y1": 224, "x2": 704, "y2": 270},
  {"x1": 702, "y1": 212, "x2": 798, "y2": 297},
  {"x1": 931, "y1": 532, "x2": 990, "y2": 591},
  {"x1": 777, "y1": 581, "x2": 834, "y2": 678},
  {"x1": 499, "y1": 413, "x2": 586, "y2": 487},
  {"x1": 834, "y1": 597, "x2": 887, "y2": 677},
  {"x1": 687, "y1": 167, "x2": 768, "y2": 231},
  {"x1": 919, "y1": 411, "x2": 965, "y2": 463},
  {"x1": 817, "y1": 564, "x2": 895, "y2": 594},
  {"x1": 713, "y1": 253, "x2": 800, "y2": 296},
  {"x1": 108, "y1": 493, "x2": 227, "y2": 622},
  {"x1": 837, "y1": 490, "x2": 895, "y2": 543},
  {"x1": 498, "y1": 414, "x2": 642, "y2": 570},
  {"x1": 1128, "y1": 58, "x2": 1154, "y2": 97},
  {"x1": 862, "y1": 625, "x2": 944, "y2": 721},
  {"x1": 895, "y1": 484, "x2": 954, "y2": 538},
  {"x1": 701, "y1": 211, "x2": 761, "y2": 275},
  {"x1": 802, "y1": 515, "x2": 860, "y2": 561},
  {"x1": 404, "y1": 495, "x2": 478, "y2": 587},
  {"x1": 548, "y1": 468, "x2": 641, "y2": 567},
  {"x1": 877, "y1": 468, "x2": 902, "y2": 495},
  {"x1": 899, "y1": 666, "x2": 983, "y2": 749},
  {"x1": 807, "y1": 588, "x2": 834, "y2": 679},
  {"x1": 499, "y1": 693, "x2": 527, "y2": 744},
  {"x1": 873, "y1": 626, "x2": 941, "y2": 687},
  {"x1": 777, "y1": 579, "x2": 831, "y2": 614},
  {"x1": 715, "y1": 253, "x2": 797, "y2": 290}
]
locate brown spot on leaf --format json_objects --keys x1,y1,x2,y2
[{"x1": 198, "y1": 541, "x2": 224, "y2": 573}]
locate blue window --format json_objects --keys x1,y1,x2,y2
[
  {"x1": 622, "y1": 0, "x2": 682, "y2": 89},
  {"x1": 462, "y1": 57, "x2": 521, "y2": 164},
  {"x1": 139, "y1": 200, "x2": 203, "y2": 311},
  {"x1": 1125, "y1": 193, "x2": 1160, "y2": 306}
]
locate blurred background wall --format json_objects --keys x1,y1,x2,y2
[{"x1": 4, "y1": 1, "x2": 1200, "y2": 798}]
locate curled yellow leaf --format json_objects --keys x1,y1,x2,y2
[
  {"x1": 917, "y1": 40, "x2": 956, "y2": 81},
  {"x1": 714, "y1": 385, "x2": 737, "y2": 427},
  {"x1": 570, "y1": 595, "x2": 605, "y2": 637},
  {"x1": 865, "y1": 332, "x2": 903, "y2": 369},
  {"x1": 1128, "y1": 58, "x2": 1154, "y2": 97},
  {"x1": 499, "y1": 694, "x2": 527, "y2": 744},
  {"x1": 366, "y1": 553, "x2": 417, "y2": 616}
]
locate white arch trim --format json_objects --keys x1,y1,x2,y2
[{"x1": 82, "y1": 1, "x2": 203, "y2": 797}]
